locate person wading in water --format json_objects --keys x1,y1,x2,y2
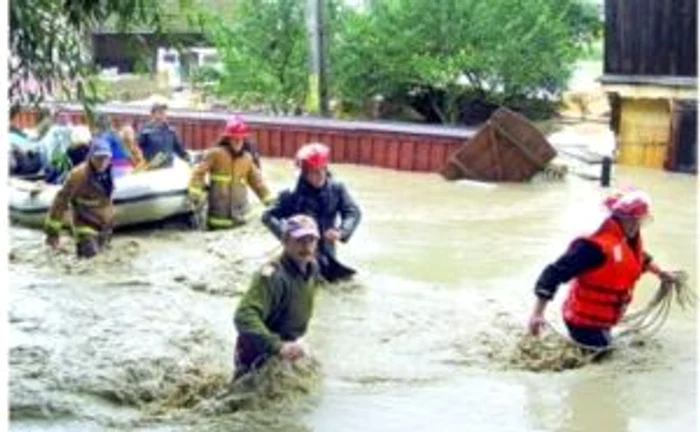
[
  {"x1": 262, "y1": 143, "x2": 362, "y2": 282},
  {"x1": 233, "y1": 214, "x2": 324, "y2": 379},
  {"x1": 527, "y1": 189, "x2": 679, "y2": 351}
]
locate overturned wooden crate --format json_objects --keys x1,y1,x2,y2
[{"x1": 441, "y1": 108, "x2": 557, "y2": 182}]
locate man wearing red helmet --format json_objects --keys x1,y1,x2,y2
[
  {"x1": 188, "y1": 116, "x2": 274, "y2": 229},
  {"x1": 262, "y1": 142, "x2": 362, "y2": 282},
  {"x1": 527, "y1": 189, "x2": 677, "y2": 350}
]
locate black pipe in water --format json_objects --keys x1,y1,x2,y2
[{"x1": 601, "y1": 156, "x2": 612, "y2": 187}]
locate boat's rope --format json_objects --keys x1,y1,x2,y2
[{"x1": 617, "y1": 270, "x2": 693, "y2": 338}]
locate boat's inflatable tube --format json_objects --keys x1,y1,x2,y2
[{"x1": 9, "y1": 159, "x2": 192, "y2": 229}]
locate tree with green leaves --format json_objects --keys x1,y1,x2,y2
[
  {"x1": 201, "y1": 0, "x2": 310, "y2": 114},
  {"x1": 9, "y1": 0, "x2": 194, "y2": 111},
  {"x1": 331, "y1": 0, "x2": 601, "y2": 124}
]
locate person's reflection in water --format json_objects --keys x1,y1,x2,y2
[{"x1": 523, "y1": 375, "x2": 629, "y2": 432}]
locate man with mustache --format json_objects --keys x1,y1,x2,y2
[{"x1": 233, "y1": 214, "x2": 324, "y2": 379}]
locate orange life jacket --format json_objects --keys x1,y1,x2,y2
[{"x1": 562, "y1": 218, "x2": 645, "y2": 329}]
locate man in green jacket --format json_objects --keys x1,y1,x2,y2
[{"x1": 233, "y1": 214, "x2": 323, "y2": 379}]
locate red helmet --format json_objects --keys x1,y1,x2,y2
[
  {"x1": 296, "y1": 143, "x2": 330, "y2": 170},
  {"x1": 223, "y1": 116, "x2": 249, "y2": 138},
  {"x1": 603, "y1": 189, "x2": 652, "y2": 219}
]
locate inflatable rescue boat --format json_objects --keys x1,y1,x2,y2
[{"x1": 9, "y1": 159, "x2": 192, "y2": 229}]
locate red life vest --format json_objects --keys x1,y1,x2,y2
[{"x1": 562, "y1": 218, "x2": 645, "y2": 329}]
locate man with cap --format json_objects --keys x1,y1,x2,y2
[
  {"x1": 233, "y1": 214, "x2": 324, "y2": 378},
  {"x1": 262, "y1": 142, "x2": 362, "y2": 282},
  {"x1": 527, "y1": 188, "x2": 678, "y2": 350},
  {"x1": 45, "y1": 137, "x2": 115, "y2": 258},
  {"x1": 187, "y1": 116, "x2": 274, "y2": 229},
  {"x1": 137, "y1": 100, "x2": 189, "y2": 169}
]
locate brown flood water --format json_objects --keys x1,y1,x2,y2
[{"x1": 8, "y1": 159, "x2": 697, "y2": 431}]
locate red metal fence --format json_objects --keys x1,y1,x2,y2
[{"x1": 18, "y1": 104, "x2": 476, "y2": 173}]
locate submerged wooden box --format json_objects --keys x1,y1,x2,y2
[{"x1": 441, "y1": 108, "x2": 557, "y2": 182}]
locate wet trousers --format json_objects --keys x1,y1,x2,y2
[
  {"x1": 233, "y1": 335, "x2": 272, "y2": 380},
  {"x1": 76, "y1": 229, "x2": 112, "y2": 259},
  {"x1": 565, "y1": 321, "x2": 612, "y2": 349}
]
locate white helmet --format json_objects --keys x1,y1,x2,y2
[{"x1": 71, "y1": 125, "x2": 92, "y2": 145}]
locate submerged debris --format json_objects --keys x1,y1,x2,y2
[
  {"x1": 457, "y1": 310, "x2": 666, "y2": 373},
  {"x1": 537, "y1": 163, "x2": 569, "y2": 181},
  {"x1": 70, "y1": 351, "x2": 322, "y2": 421},
  {"x1": 510, "y1": 331, "x2": 597, "y2": 372},
  {"x1": 194, "y1": 357, "x2": 322, "y2": 416}
]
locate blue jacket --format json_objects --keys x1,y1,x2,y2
[
  {"x1": 262, "y1": 174, "x2": 362, "y2": 255},
  {"x1": 100, "y1": 131, "x2": 130, "y2": 163},
  {"x1": 137, "y1": 122, "x2": 188, "y2": 168}
]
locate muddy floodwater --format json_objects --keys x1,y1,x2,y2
[{"x1": 8, "y1": 159, "x2": 697, "y2": 431}]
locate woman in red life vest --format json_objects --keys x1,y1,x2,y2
[{"x1": 527, "y1": 189, "x2": 677, "y2": 349}]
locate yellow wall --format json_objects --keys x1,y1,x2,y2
[{"x1": 617, "y1": 98, "x2": 671, "y2": 168}]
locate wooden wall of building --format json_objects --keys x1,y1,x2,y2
[{"x1": 604, "y1": 0, "x2": 697, "y2": 77}]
